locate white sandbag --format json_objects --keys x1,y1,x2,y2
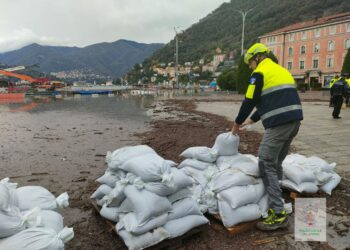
[
  {"x1": 100, "y1": 204, "x2": 120, "y2": 222},
  {"x1": 218, "y1": 180, "x2": 265, "y2": 209},
  {"x1": 218, "y1": 201, "x2": 261, "y2": 227},
  {"x1": 119, "y1": 199, "x2": 133, "y2": 213},
  {"x1": 0, "y1": 227, "x2": 74, "y2": 250},
  {"x1": 216, "y1": 154, "x2": 260, "y2": 176},
  {"x1": 103, "y1": 180, "x2": 128, "y2": 207},
  {"x1": 201, "y1": 185, "x2": 218, "y2": 214},
  {"x1": 168, "y1": 198, "x2": 202, "y2": 221},
  {"x1": 280, "y1": 179, "x2": 318, "y2": 193},
  {"x1": 0, "y1": 178, "x2": 19, "y2": 208},
  {"x1": 124, "y1": 185, "x2": 172, "y2": 225},
  {"x1": 189, "y1": 185, "x2": 208, "y2": 213},
  {"x1": 283, "y1": 164, "x2": 316, "y2": 185},
  {"x1": 117, "y1": 227, "x2": 170, "y2": 250},
  {"x1": 118, "y1": 213, "x2": 168, "y2": 235},
  {"x1": 106, "y1": 145, "x2": 156, "y2": 170},
  {"x1": 165, "y1": 160, "x2": 177, "y2": 167},
  {"x1": 212, "y1": 132, "x2": 239, "y2": 156},
  {"x1": 304, "y1": 156, "x2": 336, "y2": 173},
  {"x1": 180, "y1": 146, "x2": 218, "y2": 163},
  {"x1": 208, "y1": 169, "x2": 257, "y2": 193},
  {"x1": 321, "y1": 173, "x2": 341, "y2": 195},
  {"x1": 258, "y1": 194, "x2": 269, "y2": 218},
  {"x1": 167, "y1": 188, "x2": 193, "y2": 203},
  {"x1": 0, "y1": 206, "x2": 43, "y2": 238},
  {"x1": 282, "y1": 153, "x2": 308, "y2": 167},
  {"x1": 178, "y1": 159, "x2": 214, "y2": 171},
  {"x1": 144, "y1": 168, "x2": 193, "y2": 196},
  {"x1": 96, "y1": 171, "x2": 124, "y2": 187},
  {"x1": 315, "y1": 171, "x2": 333, "y2": 185},
  {"x1": 0, "y1": 183, "x2": 11, "y2": 212},
  {"x1": 120, "y1": 154, "x2": 173, "y2": 184},
  {"x1": 0, "y1": 206, "x2": 25, "y2": 238},
  {"x1": 90, "y1": 184, "x2": 113, "y2": 200},
  {"x1": 16, "y1": 187, "x2": 69, "y2": 210},
  {"x1": 39, "y1": 210, "x2": 64, "y2": 233},
  {"x1": 163, "y1": 215, "x2": 208, "y2": 238},
  {"x1": 180, "y1": 166, "x2": 208, "y2": 187}
]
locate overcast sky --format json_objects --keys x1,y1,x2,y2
[{"x1": 0, "y1": 0, "x2": 229, "y2": 53}]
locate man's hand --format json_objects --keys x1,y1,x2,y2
[
  {"x1": 242, "y1": 118, "x2": 254, "y2": 127},
  {"x1": 231, "y1": 122, "x2": 240, "y2": 135}
]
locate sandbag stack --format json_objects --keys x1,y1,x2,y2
[
  {"x1": 0, "y1": 178, "x2": 74, "y2": 250},
  {"x1": 281, "y1": 154, "x2": 341, "y2": 195},
  {"x1": 178, "y1": 132, "x2": 268, "y2": 228},
  {"x1": 91, "y1": 145, "x2": 208, "y2": 250}
]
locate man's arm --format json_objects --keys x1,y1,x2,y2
[{"x1": 235, "y1": 73, "x2": 263, "y2": 125}]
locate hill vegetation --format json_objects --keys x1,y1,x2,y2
[
  {"x1": 0, "y1": 40, "x2": 163, "y2": 79},
  {"x1": 145, "y1": 0, "x2": 350, "y2": 65}
]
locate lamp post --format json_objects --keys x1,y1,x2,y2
[
  {"x1": 174, "y1": 27, "x2": 180, "y2": 89},
  {"x1": 236, "y1": 8, "x2": 254, "y2": 56}
]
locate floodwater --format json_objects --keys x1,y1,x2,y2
[{"x1": 0, "y1": 94, "x2": 154, "y2": 243}]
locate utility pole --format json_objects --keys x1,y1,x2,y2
[
  {"x1": 174, "y1": 27, "x2": 179, "y2": 89},
  {"x1": 236, "y1": 8, "x2": 254, "y2": 56}
]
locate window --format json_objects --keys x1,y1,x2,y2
[
  {"x1": 301, "y1": 31, "x2": 307, "y2": 40},
  {"x1": 327, "y1": 57, "x2": 334, "y2": 68},
  {"x1": 329, "y1": 26, "x2": 336, "y2": 35},
  {"x1": 328, "y1": 41, "x2": 335, "y2": 51},
  {"x1": 314, "y1": 28, "x2": 321, "y2": 38},
  {"x1": 287, "y1": 62, "x2": 293, "y2": 70},
  {"x1": 345, "y1": 39, "x2": 350, "y2": 49},
  {"x1": 313, "y1": 59, "x2": 319, "y2": 69},
  {"x1": 288, "y1": 34, "x2": 294, "y2": 42},
  {"x1": 347, "y1": 23, "x2": 350, "y2": 32},
  {"x1": 301, "y1": 45, "x2": 306, "y2": 54},
  {"x1": 288, "y1": 47, "x2": 293, "y2": 56},
  {"x1": 314, "y1": 43, "x2": 320, "y2": 53},
  {"x1": 299, "y1": 60, "x2": 305, "y2": 69},
  {"x1": 267, "y1": 36, "x2": 277, "y2": 44}
]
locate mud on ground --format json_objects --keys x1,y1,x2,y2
[
  {"x1": 70, "y1": 98, "x2": 348, "y2": 250},
  {"x1": 136, "y1": 99, "x2": 349, "y2": 250}
]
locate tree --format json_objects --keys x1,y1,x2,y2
[
  {"x1": 236, "y1": 55, "x2": 252, "y2": 94},
  {"x1": 217, "y1": 68, "x2": 237, "y2": 90},
  {"x1": 341, "y1": 48, "x2": 350, "y2": 75}
]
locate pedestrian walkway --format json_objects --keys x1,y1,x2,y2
[{"x1": 196, "y1": 101, "x2": 350, "y2": 177}]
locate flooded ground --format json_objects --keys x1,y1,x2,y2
[{"x1": 0, "y1": 94, "x2": 154, "y2": 249}]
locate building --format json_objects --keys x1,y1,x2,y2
[{"x1": 259, "y1": 12, "x2": 350, "y2": 87}]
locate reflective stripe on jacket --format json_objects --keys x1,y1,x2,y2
[{"x1": 248, "y1": 58, "x2": 303, "y2": 128}]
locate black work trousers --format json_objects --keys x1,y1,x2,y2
[{"x1": 332, "y1": 95, "x2": 343, "y2": 118}]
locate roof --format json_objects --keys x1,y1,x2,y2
[{"x1": 261, "y1": 12, "x2": 350, "y2": 37}]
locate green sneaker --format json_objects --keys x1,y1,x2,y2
[{"x1": 256, "y1": 209, "x2": 289, "y2": 231}]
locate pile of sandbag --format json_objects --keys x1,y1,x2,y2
[
  {"x1": 0, "y1": 178, "x2": 73, "y2": 250},
  {"x1": 178, "y1": 132, "x2": 269, "y2": 228},
  {"x1": 281, "y1": 154, "x2": 341, "y2": 195},
  {"x1": 91, "y1": 145, "x2": 208, "y2": 250}
]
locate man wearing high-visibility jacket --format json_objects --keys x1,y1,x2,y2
[
  {"x1": 345, "y1": 76, "x2": 350, "y2": 107},
  {"x1": 329, "y1": 75, "x2": 340, "y2": 107},
  {"x1": 232, "y1": 43, "x2": 303, "y2": 231}
]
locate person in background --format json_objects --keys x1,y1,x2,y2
[
  {"x1": 345, "y1": 74, "x2": 350, "y2": 107},
  {"x1": 330, "y1": 73, "x2": 348, "y2": 118},
  {"x1": 231, "y1": 43, "x2": 303, "y2": 231},
  {"x1": 329, "y1": 75, "x2": 340, "y2": 107}
]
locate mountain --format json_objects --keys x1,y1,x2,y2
[
  {"x1": 0, "y1": 40, "x2": 163, "y2": 78},
  {"x1": 145, "y1": 0, "x2": 350, "y2": 65}
]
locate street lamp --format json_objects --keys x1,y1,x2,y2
[
  {"x1": 174, "y1": 27, "x2": 180, "y2": 89},
  {"x1": 236, "y1": 8, "x2": 254, "y2": 56}
]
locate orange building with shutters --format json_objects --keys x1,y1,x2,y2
[{"x1": 259, "y1": 12, "x2": 350, "y2": 88}]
